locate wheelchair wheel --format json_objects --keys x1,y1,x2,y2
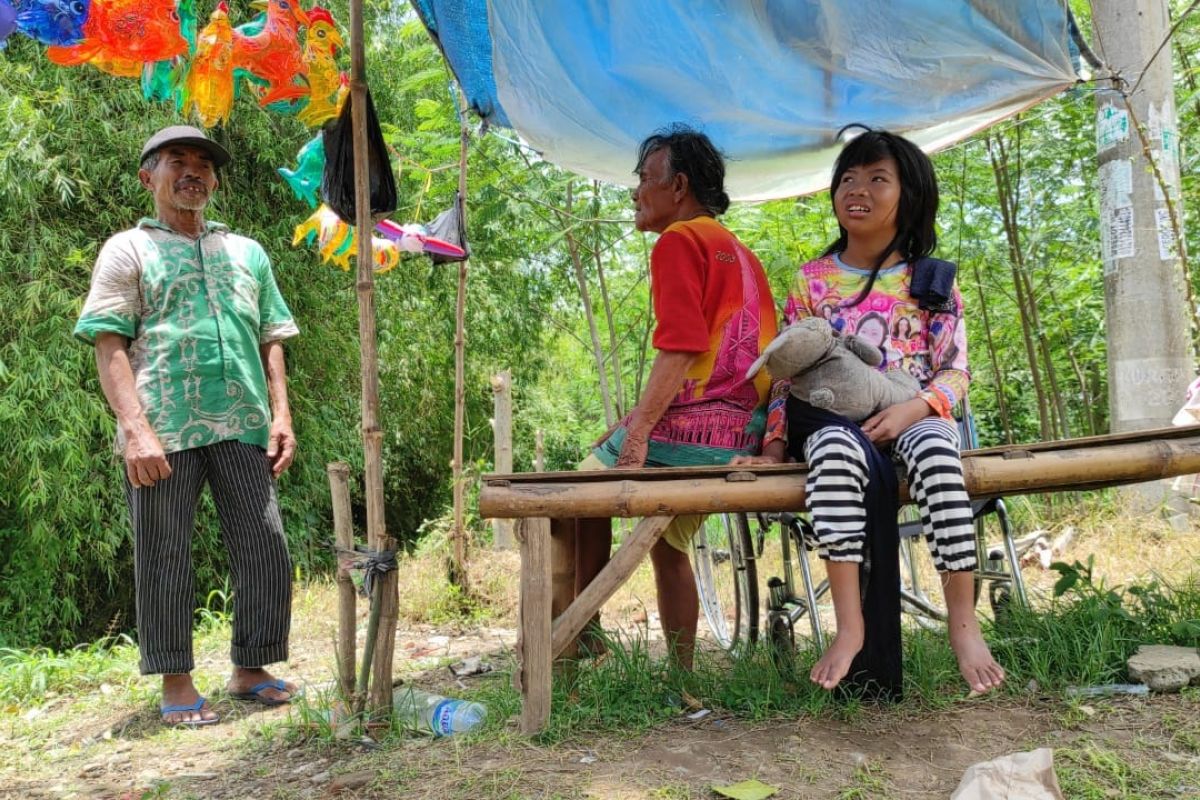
[{"x1": 692, "y1": 513, "x2": 759, "y2": 650}]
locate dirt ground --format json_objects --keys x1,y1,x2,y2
[{"x1": 3, "y1": 508, "x2": 1199, "y2": 799}]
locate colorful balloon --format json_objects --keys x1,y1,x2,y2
[
  {"x1": 0, "y1": 0, "x2": 16, "y2": 48},
  {"x1": 182, "y1": 2, "x2": 234, "y2": 127},
  {"x1": 46, "y1": 0, "x2": 188, "y2": 77},
  {"x1": 294, "y1": 204, "x2": 402, "y2": 273},
  {"x1": 231, "y1": 0, "x2": 308, "y2": 106},
  {"x1": 277, "y1": 133, "x2": 324, "y2": 207},
  {"x1": 295, "y1": 6, "x2": 345, "y2": 127},
  {"x1": 13, "y1": 0, "x2": 88, "y2": 46},
  {"x1": 375, "y1": 219, "x2": 467, "y2": 260}
]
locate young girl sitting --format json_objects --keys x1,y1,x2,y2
[{"x1": 735, "y1": 128, "x2": 1005, "y2": 695}]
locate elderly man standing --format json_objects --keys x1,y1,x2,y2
[
  {"x1": 74, "y1": 126, "x2": 300, "y2": 725},
  {"x1": 571, "y1": 125, "x2": 779, "y2": 669}
]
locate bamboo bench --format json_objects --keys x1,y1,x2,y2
[{"x1": 478, "y1": 425, "x2": 1200, "y2": 734}]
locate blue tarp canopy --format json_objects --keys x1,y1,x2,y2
[{"x1": 414, "y1": 1, "x2": 1080, "y2": 200}]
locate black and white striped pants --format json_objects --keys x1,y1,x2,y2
[
  {"x1": 124, "y1": 439, "x2": 292, "y2": 675},
  {"x1": 803, "y1": 417, "x2": 976, "y2": 571}
]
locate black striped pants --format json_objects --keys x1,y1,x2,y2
[
  {"x1": 124, "y1": 439, "x2": 292, "y2": 675},
  {"x1": 803, "y1": 417, "x2": 976, "y2": 571}
]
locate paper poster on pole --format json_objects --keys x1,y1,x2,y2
[
  {"x1": 1156, "y1": 208, "x2": 1177, "y2": 261},
  {"x1": 1101, "y1": 206, "x2": 1135, "y2": 274},
  {"x1": 1100, "y1": 159, "x2": 1133, "y2": 211},
  {"x1": 1096, "y1": 105, "x2": 1129, "y2": 152}
]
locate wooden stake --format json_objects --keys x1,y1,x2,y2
[
  {"x1": 535, "y1": 429, "x2": 545, "y2": 472},
  {"x1": 491, "y1": 370, "x2": 514, "y2": 549},
  {"x1": 348, "y1": 0, "x2": 397, "y2": 716},
  {"x1": 327, "y1": 462, "x2": 356, "y2": 701}
]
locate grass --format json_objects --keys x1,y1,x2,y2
[{"x1": 3, "y1": 495, "x2": 1200, "y2": 799}]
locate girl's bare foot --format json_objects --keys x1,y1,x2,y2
[
  {"x1": 810, "y1": 629, "x2": 864, "y2": 690},
  {"x1": 949, "y1": 623, "x2": 1005, "y2": 694}
]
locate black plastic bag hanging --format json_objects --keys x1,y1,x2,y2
[
  {"x1": 425, "y1": 191, "x2": 469, "y2": 264},
  {"x1": 321, "y1": 87, "x2": 397, "y2": 224}
]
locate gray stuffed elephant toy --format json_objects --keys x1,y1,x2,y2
[{"x1": 746, "y1": 317, "x2": 919, "y2": 422}]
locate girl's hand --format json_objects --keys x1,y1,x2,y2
[
  {"x1": 861, "y1": 397, "x2": 935, "y2": 444},
  {"x1": 730, "y1": 438, "x2": 787, "y2": 466}
]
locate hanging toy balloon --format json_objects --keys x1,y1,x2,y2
[
  {"x1": 375, "y1": 219, "x2": 467, "y2": 260},
  {"x1": 46, "y1": 0, "x2": 188, "y2": 77},
  {"x1": 294, "y1": 204, "x2": 401, "y2": 273},
  {"x1": 181, "y1": 2, "x2": 235, "y2": 127},
  {"x1": 277, "y1": 133, "x2": 325, "y2": 207},
  {"x1": 0, "y1": 0, "x2": 17, "y2": 48},
  {"x1": 13, "y1": 0, "x2": 89, "y2": 46},
  {"x1": 295, "y1": 6, "x2": 345, "y2": 127},
  {"x1": 231, "y1": 0, "x2": 309, "y2": 106}
]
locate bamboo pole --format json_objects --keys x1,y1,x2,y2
[
  {"x1": 491, "y1": 370, "x2": 514, "y2": 549},
  {"x1": 479, "y1": 434, "x2": 1200, "y2": 520},
  {"x1": 327, "y1": 462, "x2": 356, "y2": 701},
  {"x1": 449, "y1": 90, "x2": 470, "y2": 587},
  {"x1": 348, "y1": 0, "x2": 397, "y2": 716}
]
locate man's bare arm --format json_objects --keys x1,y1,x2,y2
[
  {"x1": 615, "y1": 349, "x2": 696, "y2": 468},
  {"x1": 260, "y1": 340, "x2": 295, "y2": 477},
  {"x1": 95, "y1": 332, "x2": 171, "y2": 488}
]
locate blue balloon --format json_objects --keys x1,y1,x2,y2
[
  {"x1": 0, "y1": 0, "x2": 17, "y2": 48},
  {"x1": 14, "y1": 0, "x2": 88, "y2": 46}
]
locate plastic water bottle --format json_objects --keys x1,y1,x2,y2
[{"x1": 392, "y1": 687, "x2": 486, "y2": 736}]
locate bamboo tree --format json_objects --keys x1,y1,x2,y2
[
  {"x1": 592, "y1": 180, "x2": 626, "y2": 418},
  {"x1": 986, "y1": 131, "x2": 1055, "y2": 440},
  {"x1": 957, "y1": 147, "x2": 1014, "y2": 443},
  {"x1": 560, "y1": 181, "x2": 616, "y2": 426}
]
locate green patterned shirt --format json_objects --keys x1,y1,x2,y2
[{"x1": 74, "y1": 218, "x2": 299, "y2": 454}]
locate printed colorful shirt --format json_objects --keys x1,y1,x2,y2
[
  {"x1": 763, "y1": 254, "x2": 969, "y2": 447},
  {"x1": 74, "y1": 218, "x2": 299, "y2": 454},
  {"x1": 595, "y1": 216, "x2": 779, "y2": 466}
]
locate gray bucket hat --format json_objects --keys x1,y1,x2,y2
[{"x1": 140, "y1": 125, "x2": 232, "y2": 168}]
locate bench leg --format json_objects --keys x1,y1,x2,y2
[
  {"x1": 550, "y1": 518, "x2": 578, "y2": 659},
  {"x1": 519, "y1": 517, "x2": 553, "y2": 734},
  {"x1": 551, "y1": 515, "x2": 673, "y2": 658}
]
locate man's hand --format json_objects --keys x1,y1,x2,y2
[
  {"x1": 124, "y1": 427, "x2": 172, "y2": 488},
  {"x1": 614, "y1": 431, "x2": 648, "y2": 469},
  {"x1": 861, "y1": 397, "x2": 935, "y2": 445},
  {"x1": 266, "y1": 417, "x2": 296, "y2": 477}
]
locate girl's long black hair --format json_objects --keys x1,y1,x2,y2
[{"x1": 823, "y1": 126, "x2": 939, "y2": 307}]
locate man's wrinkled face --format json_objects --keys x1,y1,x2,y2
[
  {"x1": 631, "y1": 148, "x2": 679, "y2": 234},
  {"x1": 140, "y1": 145, "x2": 218, "y2": 213}
]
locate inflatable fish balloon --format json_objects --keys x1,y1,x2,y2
[
  {"x1": 278, "y1": 134, "x2": 324, "y2": 207},
  {"x1": 182, "y1": 1, "x2": 234, "y2": 127},
  {"x1": 47, "y1": 0, "x2": 188, "y2": 77},
  {"x1": 0, "y1": 0, "x2": 16, "y2": 48},
  {"x1": 13, "y1": 0, "x2": 88, "y2": 46},
  {"x1": 375, "y1": 219, "x2": 467, "y2": 260}
]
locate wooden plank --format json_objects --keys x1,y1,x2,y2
[
  {"x1": 327, "y1": 462, "x2": 356, "y2": 701},
  {"x1": 550, "y1": 516, "x2": 673, "y2": 658},
  {"x1": 519, "y1": 518, "x2": 553, "y2": 734},
  {"x1": 480, "y1": 435, "x2": 1200, "y2": 519},
  {"x1": 483, "y1": 425, "x2": 1200, "y2": 486}
]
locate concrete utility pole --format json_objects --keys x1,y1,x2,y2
[{"x1": 1093, "y1": 0, "x2": 1193, "y2": 506}]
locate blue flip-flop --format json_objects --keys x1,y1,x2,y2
[
  {"x1": 160, "y1": 696, "x2": 219, "y2": 726},
  {"x1": 228, "y1": 678, "x2": 298, "y2": 706}
]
